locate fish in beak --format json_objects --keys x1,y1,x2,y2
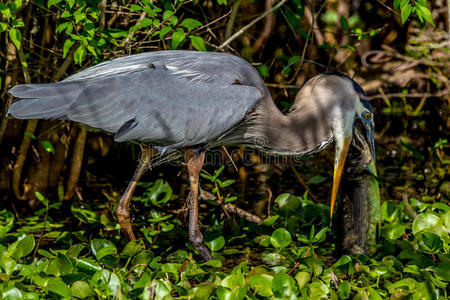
[{"x1": 329, "y1": 116, "x2": 376, "y2": 219}]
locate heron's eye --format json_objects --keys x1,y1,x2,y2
[{"x1": 362, "y1": 111, "x2": 371, "y2": 119}]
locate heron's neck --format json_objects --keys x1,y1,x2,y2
[{"x1": 246, "y1": 99, "x2": 333, "y2": 155}]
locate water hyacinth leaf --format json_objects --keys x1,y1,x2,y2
[
  {"x1": 155, "y1": 279, "x2": 172, "y2": 300},
  {"x1": 263, "y1": 215, "x2": 280, "y2": 226},
  {"x1": 417, "y1": 232, "x2": 443, "y2": 254},
  {"x1": 381, "y1": 222, "x2": 405, "y2": 240},
  {"x1": 412, "y1": 212, "x2": 441, "y2": 234},
  {"x1": 272, "y1": 273, "x2": 296, "y2": 298},
  {"x1": 221, "y1": 273, "x2": 245, "y2": 289},
  {"x1": 121, "y1": 240, "x2": 143, "y2": 257},
  {"x1": 275, "y1": 193, "x2": 301, "y2": 216},
  {"x1": 430, "y1": 262, "x2": 450, "y2": 281},
  {"x1": 71, "y1": 280, "x2": 95, "y2": 298},
  {"x1": 381, "y1": 201, "x2": 399, "y2": 223},
  {"x1": 1, "y1": 288, "x2": 23, "y2": 300},
  {"x1": 205, "y1": 235, "x2": 225, "y2": 251},
  {"x1": 271, "y1": 228, "x2": 292, "y2": 248},
  {"x1": 201, "y1": 259, "x2": 222, "y2": 268},
  {"x1": 13, "y1": 234, "x2": 35, "y2": 259},
  {"x1": 249, "y1": 274, "x2": 273, "y2": 297},
  {"x1": 90, "y1": 239, "x2": 117, "y2": 260}
]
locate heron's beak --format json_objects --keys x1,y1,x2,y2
[{"x1": 330, "y1": 136, "x2": 352, "y2": 218}]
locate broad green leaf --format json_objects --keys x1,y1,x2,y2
[
  {"x1": 272, "y1": 273, "x2": 296, "y2": 298},
  {"x1": 339, "y1": 281, "x2": 351, "y2": 299},
  {"x1": 163, "y1": 10, "x2": 173, "y2": 21},
  {"x1": 332, "y1": 255, "x2": 352, "y2": 268},
  {"x1": 417, "y1": 232, "x2": 443, "y2": 254},
  {"x1": 63, "y1": 39, "x2": 75, "y2": 58},
  {"x1": 295, "y1": 271, "x2": 310, "y2": 290},
  {"x1": 221, "y1": 273, "x2": 245, "y2": 289},
  {"x1": 271, "y1": 228, "x2": 292, "y2": 248},
  {"x1": 71, "y1": 280, "x2": 95, "y2": 298},
  {"x1": 189, "y1": 35, "x2": 206, "y2": 51},
  {"x1": 381, "y1": 222, "x2": 405, "y2": 240},
  {"x1": 381, "y1": 201, "x2": 399, "y2": 222},
  {"x1": 180, "y1": 18, "x2": 202, "y2": 31},
  {"x1": 13, "y1": 234, "x2": 35, "y2": 259},
  {"x1": 171, "y1": 30, "x2": 185, "y2": 49},
  {"x1": 412, "y1": 212, "x2": 441, "y2": 234},
  {"x1": 205, "y1": 235, "x2": 225, "y2": 252},
  {"x1": 9, "y1": 28, "x2": 22, "y2": 50},
  {"x1": 415, "y1": 3, "x2": 435, "y2": 26},
  {"x1": 90, "y1": 239, "x2": 117, "y2": 260},
  {"x1": 249, "y1": 274, "x2": 273, "y2": 297},
  {"x1": 400, "y1": 4, "x2": 413, "y2": 24},
  {"x1": 340, "y1": 16, "x2": 349, "y2": 30},
  {"x1": 35, "y1": 192, "x2": 49, "y2": 207},
  {"x1": 0, "y1": 22, "x2": 7, "y2": 33},
  {"x1": 275, "y1": 193, "x2": 301, "y2": 216},
  {"x1": 1, "y1": 288, "x2": 23, "y2": 300},
  {"x1": 74, "y1": 45, "x2": 86, "y2": 65}
]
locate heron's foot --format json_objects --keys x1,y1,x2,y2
[
  {"x1": 116, "y1": 206, "x2": 136, "y2": 240},
  {"x1": 189, "y1": 229, "x2": 213, "y2": 261}
]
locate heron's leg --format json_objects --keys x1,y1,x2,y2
[
  {"x1": 185, "y1": 149, "x2": 213, "y2": 261},
  {"x1": 116, "y1": 147, "x2": 152, "y2": 240}
]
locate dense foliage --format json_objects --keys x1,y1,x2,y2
[{"x1": 0, "y1": 0, "x2": 448, "y2": 299}]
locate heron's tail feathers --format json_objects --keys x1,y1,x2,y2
[{"x1": 8, "y1": 82, "x2": 82, "y2": 120}]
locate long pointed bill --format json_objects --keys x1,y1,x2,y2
[{"x1": 330, "y1": 137, "x2": 352, "y2": 219}]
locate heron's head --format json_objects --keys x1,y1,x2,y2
[{"x1": 292, "y1": 74, "x2": 375, "y2": 218}]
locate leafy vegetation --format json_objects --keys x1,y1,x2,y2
[{"x1": 0, "y1": 0, "x2": 448, "y2": 299}]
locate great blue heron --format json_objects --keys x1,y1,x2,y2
[{"x1": 8, "y1": 50, "x2": 375, "y2": 260}]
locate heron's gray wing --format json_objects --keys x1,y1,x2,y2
[
  {"x1": 9, "y1": 51, "x2": 267, "y2": 147},
  {"x1": 64, "y1": 50, "x2": 270, "y2": 96}
]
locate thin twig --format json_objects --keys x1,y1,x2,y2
[
  {"x1": 267, "y1": 188, "x2": 272, "y2": 217},
  {"x1": 222, "y1": 146, "x2": 239, "y2": 172},
  {"x1": 219, "y1": 0, "x2": 288, "y2": 49},
  {"x1": 225, "y1": 0, "x2": 241, "y2": 40},
  {"x1": 33, "y1": 208, "x2": 48, "y2": 258}
]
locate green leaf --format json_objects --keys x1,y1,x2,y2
[
  {"x1": 35, "y1": 192, "x2": 49, "y2": 207},
  {"x1": 340, "y1": 16, "x2": 349, "y2": 30},
  {"x1": 295, "y1": 271, "x2": 310, "y2": 290},
  {"x1": 275, "y1": 193, "x2": 301, "y2": 216},
  {"x1": 205, "y1": 235, "x2": 225, "y2": 251},
  {"x1": 415, "y1": 3, "x2": 435, "y2": 26},
  {"x1": 63, "y1": 39, "x2": 75, "y2": 58},
  {"x1": 13, "y1": 234, "x2": 35, "y2": 259},
  {"x1": 74, "y1": 7, "x2": 86, "y2": 24},
  {"x1": 272, "y1": 273, "x2": 296, "y2": 298},
  {"x1": 1, "y1": 288, "x2": 23, "y2": 300},
  {"x1": 66, "y1": 0, "x2": 75, "y2": 8},
  {"x1": 130, "y1": 4, "x2": 143, "y2": 12},
  {"x1": 271, "y1": 228, "x2": 292, "y2": 248},
  {"x1": 171, "y1": 30, "x2": 185, "y2": 49},
  {"x1": 0, "y1": 3, "x2": 11, "y2": 21},
  {"x1": 381, "y1": 222, "x2": 405, "y2": 240},
  {"x1": 417, "y1": 232, "x2": 443, "y2": 254},
  {"x1": 249, "y1": 274, "x2": 273, "y2": 297},
  {"x1": 71, "y1": 280, "x2": 95, "y2": 298},
  {"x1": 91, "y1": 239, "x2": 117, "y2": 260},
  {"x1": 180, "y1": 18, "x2": 202, "y2": 31},
  {"x1": 0, "y1": 22, "x2": 7, "y2": 33},
  {"x1": 381, "y1": 201, "x2": 399, "y2": 222},
  {"x1": 163, "y1": 10, "x2": 173, "y2": 21},
  {"x1": 332, "y1": 255, "x2": 352, "y2": 268},
  {"x1": 189, "y1": 35, "x2": 206, "y2": 51},
  {"x1": 159, "y1": 26, "x2": 172, "y2": 39},
  {"x1": 40, "y1": 140, "x2": 55, "y2": 154},
  {"x1": 430, "y1": 262, "x2": 450, "y2": 282},
  {"x1": 56, "y1": 22, "x2": 73, "y2": 34},
  {"x1": 47, "y1": 0, "x2": 62, "y2": 8},
  {"x1": 12, "y1": 20, "x2": 24, "y2": 28},
  {"x1": 9, "y1": 28, "x2": 22, "y2": 50},
  {"x1": 0, "y1": 209, "x2": 14, "y2": 237},
  {"x1": 74, "y1": 45, "x2": 86, "y2": 65},
  {"x1": 412, "y1": 212, "x2": 441, "y2": 234},
  {"x1": 306, "y1": 175, "x2": 326, "y2": 184},
  {"x1": 339, "y1": 281, "x2": 351, "y2": 299},
  {"x1": 48, "y1": 277, "x2": 71, "y2": 298},
  {"x1": 400, "y1": 4, "x2": 413, "y2": 24}
]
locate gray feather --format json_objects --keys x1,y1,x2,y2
[{"x1": 8, "y1": 50, "x2": 268, "y2": 148}]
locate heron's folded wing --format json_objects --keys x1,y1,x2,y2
[{"x1": 9, "y1": 67, "x2": 263, "y2": 147}]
